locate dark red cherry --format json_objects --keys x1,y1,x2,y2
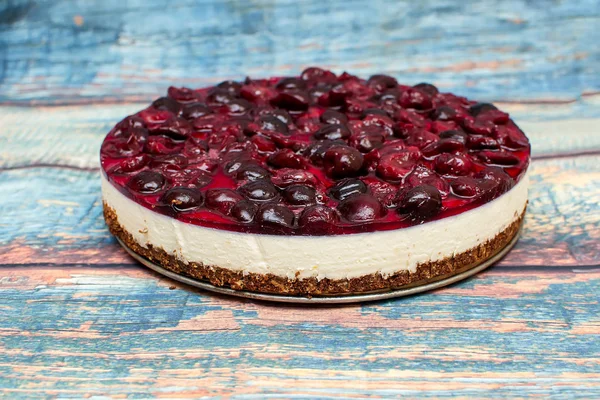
[
  {"x1": 422, "y1": 139, "x2": 466, "y2": 157},
  {"x1": 450, "y1": 177, "x2": 480, "y2": 198},
  {"x1": 413, "y1": 83, "x2": 439, "y2": 96},
  {"x1": 236, "y1": 162, "x2": 271, "y2": 181},
  {"x1": 182, "y1": 103, "x2": 212, "y2": 120},
  {"x1": 270, "y1": 91, "x2": 310, "y2": 112},
  {"x1": 205, "y1": 189, "x2": 243, "y2": 216},
  {"x1": 431, "y1": 106, "x2": 458, "y2": 121},
  {"x1": 399, "y1": 88, "x2": 432, "y2": 110},
  {"x1": 150, "y1": 118, "x2": 192, "y2": 140},
  {"x1": 283, "y1": 185, "x2": 317, "y2": 206},
  {"x1": 268, "y1": 149, "x2": 305, "y2": 169},
  {"x1": 467, "y1": 136, "x2": 500, "y2": 150},
  {"x1": 160, "y1": 187, "x2": 203, "y2": 212},
  {"x1": 258, "y1": 115, "x2": 289, "y2": 134},
  {"x1": 323, "y1": 145, "x2": 364, "y2": 178},
  {"x1": 477, "y1": 150, "x2": 520, "y2": 166},
  {"x1": 314, "y1": 124, "x2": 351, "y2": 140},
  {"x1": 276, "y1": 77, "x2": 306, "y2": 91},
  {"x1": 434, "y1": 153, "x2": 472, "y2": 176},
  {"x1": 304, "y1": 140, "x2": 341, "y2": 165},
  {"x1": 300, "y1": 67, "x2": 337, "y2": 83},
  {"x1": 149, "y1": 154, "x2": 188, "y2": 169},
  {"x1": 350, "y1": 130, "x2": 385, "y2": 153},
  {"x1": 439, "y1": 130, "x2": 468, "y2": 144},
  {"x1": 238, "y1": 180, "x2": 279, "y2": 202},
  {"x1": 397, "y1": 185, "x2": 442, "y2": 220},
  {"x1": 474, "y1": 167, "x2": 514, "y2": 201},
  {"x1": 127, "y1": 171, "x2": 166, "y2": 194},
  {"x1": 376, "y1": 149, "x2": 420, "y2": 181},
  {"x1": 167, "y1": 86, "x2": 198, "y2": 104},
  {"x1": 469, "y1": 103, "x2": 497, "y2": 116},
  {"x1": 271, "y1": 169, "x2": 319, "y2": 188},
  {"x1": 298, "y1": 205, "x2": 339, "y2": 233},
  {"x1": 110, "y1": 154, "x2": 150, "y2": 175},
  {"x1": 329, "y1": 178, "x2": 368, "y2": 201},
  {"x1": 255, "y1": 204, "x2": 295, "y2": 231},
  {"x1": 367, "y1": 74, "x2": 398, "y2": 92},
  {"x1": 152, "y1": 97, "x2": 182, "y2": 115},
  {"x1": 338, "y1": 194, "x2": 384, "y2": 223},
  {"x1": 102, "y1": 136, "x2": 145, "y2": 158},
  {"x1": 221, "y1": 99, "x2": 253, "y2": 116},
  {"x1": 231, "y1": 200, "x2": 258, "y2": 223},
  {"x1": 216, "y1": 80, "x2": 242, "y2": 96},
  {"x1": 261, "y1": 109, "x2": 292, "y2": 125},
  {"x1": 320, "y1": 109, "x2": 349, "y2": 125}
]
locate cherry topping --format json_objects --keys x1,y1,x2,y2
[
  {"x1": 160, "y1": 187, "x2": 203, "y2": 212},
  {"x1": 127, "y1": 171, "x2": 166, "y2": 194},
  {"x1": 323, "y1": 145, "x2": 364, "y2": 178},
  {"x1": 329, "y1": 178, "x2": 368, "y2": 201},
  {"x1": 239, "y1": 180, "x2": 279, "y2": 202},
  {"x1": 283, "y1": 185, "x2": 317, "y2": 206},
  {"x1": 338, "y1": 194, "x2": 385, "y2": 223},
  {"x1": 397, "y1": 185, "x2": 442, "y2": 220},
  {"x1": 102, "y1": 67, "x2": 529, "y2": 235}
]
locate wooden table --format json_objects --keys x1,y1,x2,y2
[{"x1": 1, "y1": 1, "x2": 599, "y2": 398}]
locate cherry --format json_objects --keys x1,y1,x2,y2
[
  {"x1": 397, "y1": 185, "x2": 442, "y2": 220},
  {"x1": 413, "y1": 83, "x2": 439, "y2": 96},
  {"x1": 160, "y1": 187, "x2": 203, "y2": 212},
  {"x1": 283, "y1": 185, "x2": 317, "y2": 206},
  {"x1": 182, "y1": 103, "x2": 212, "y2": 119},
  {"x1": 439, "y1": 130, "x2": 468, "y2": 144},
  {"x1": 167, "y1": 86, "x2": 198, "y2": 103},
  {"x1": 236, "y1": 162, "x2": 271, "y2": 181},
  {"x1": 205, "y1": 189, "x2": 243, "y2": 215},
  {"x1": 320, "y1": 109, "x2": 349, "y2": 125},
  {"x1": 477, "y1": 150, "x2": 520, "y2": 166},
  {"x1": 314, "y1": 124, "x2": 351, "y2": 140},
  {"x1": 152, "y1": 97, "x2": 182, "y2": 115},
  {"x1": 206, "y1": 88, "x2": 236, "y2": 105},
  {"x1": 434, "y1": 153, "x2": 472, "y2": 176},
  {"x1": 376, "y1": 148, "x2": 420, "y2": 181},
  {"x1": 109, "y1": 154, "x2": 150, "y2": 175},
  {"x1": 450, "y1": 176, "x2": 480, "y2": 198},
  {"x1": 271, "y1": 169, "x2": 319, "y2": 188},
  {"x1": 399, "y1": 88, "x2": 432, "y2": 110},
  {"x1": 270, "y1": 91, "x2": 310, "y2": 112},
  {"x1": 300, "y1": 67, "x2": 337, "y2": 83},
  {"x1": 102, "y1": 136, "x2": 145, "y2": 158},
  {"x1": 231, "y1": 200, "x2": 258, "y2": 223},
  {"x1": 338, "y1": 194, "x2": 384, "y2": 222},
  {"x1": 261, "y1": 109, "x2": 292, "y2": 125},
  {"x1": 256, "y1": 204, "x2": 295, "y2": 231},
  {"x1": 298, "y1": 205, "x2": 339, "y2": 233},
  {"x1": 238, "y1": 180, "x2": 279, "y2": 202},
  {"x1": 268, "y1": 149, "x2": 305, "y2": 169},
  {"x1": 469, "y1": 103, "x2": 497, "y2": 116},
  {"x1": 367, "y1": 74, "x2": 398, "y2": 92},
  {"x1": 216, "y1": 80, "x2": 242, "y2": 96},
  {"x1": 474, "y1": 167, "x2": 514, "y2": 201},
  {"x1": 304, "y1": 140, "x2": 341, "y2": 165},
  {"x1": 350, "y1": 129, "x2": 385, "y2": 153},
  {"x1": 405, "y1": 166, "x2": 449, "y2": 195},
  {"x1": 276, "y1": 77, "x2": 306, "y2": 91},
  {"x1": 422, "y1": 138, "x2": 466, "y2": 157},
  {"x1": 329, "y1": 178, "x2": 367, "y2": 201},
  {"x1": 323, "y1": 145, "x2": 364, "y2": 178},
  {"x1": 127, "y1": 171, "x2": 166, "y2": 194},
  {"x1": 258, "y1": 115, "x2": 289, "y2": 134},
  {"x1": 150, "y1": 118, "x2": 192, "y2": 140},
  {"x1": 467, "y1": 136, "x2": 500, "y2": 150}
]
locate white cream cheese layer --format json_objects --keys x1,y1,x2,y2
[{"x1": 102, "y1": 174, "x2": 528, "y2": 280}]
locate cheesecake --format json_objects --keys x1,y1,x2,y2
[{"x1": 101, "y1": 67, "x2": 530, "y2": 295}]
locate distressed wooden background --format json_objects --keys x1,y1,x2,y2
[{"x1": 1, "y1": 0, "x2": 599, "y2": 398}]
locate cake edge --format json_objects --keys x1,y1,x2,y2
[{"x1": 104, "y1": 203, "x2": 526, "y2": 296}]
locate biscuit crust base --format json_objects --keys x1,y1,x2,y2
[{"x1": 104, "y1": 203, "x2": 525, "y2": 296}]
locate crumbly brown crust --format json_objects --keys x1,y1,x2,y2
[{"x1": 103, "y1": 203, "x2": 525, "y2": 296}]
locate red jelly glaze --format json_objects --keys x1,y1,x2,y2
[{"x1": 101, "y1": 67, "x2": 530, "y2": 236}]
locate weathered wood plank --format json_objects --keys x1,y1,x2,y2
[
  {"x1": 0, "y1": 265, "x2": 598, "y2": 397},
  {"x1": 0, "y1": 1, "x2": 599, "y2": 114},
  {"x1": 1, "y1": 155, "x2": 598, "y2": 267}
]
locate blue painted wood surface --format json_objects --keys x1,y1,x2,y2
[{"x1": 1, "y1": 1, "x2": 599, "y2": 398}]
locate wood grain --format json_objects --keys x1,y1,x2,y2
[{"x1": 1, "y1": 0, "x2": 599, "y2": 397}]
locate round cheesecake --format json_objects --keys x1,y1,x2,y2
[{"x1": 101, "y1": 67, "x2": 530, "y2": 296}]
